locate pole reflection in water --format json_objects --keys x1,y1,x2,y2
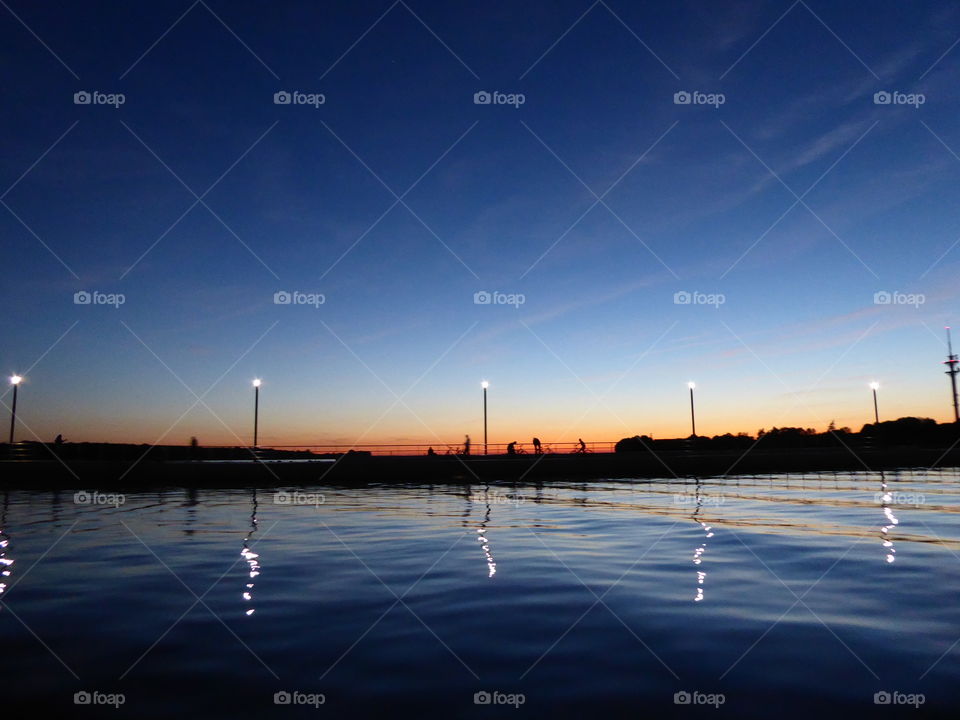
[
  {"x1": 184, "y1": 487, "x2": 199, "y2": 536},
  {"x1": 240, "y1": 490, "x2": 261, "y2": 615},
  {"x1": 474, "y1": 485, "x2": 496, "y2": 578},
  {"x1": 0, "y1": 492, "x2": 12, "y2": 599},
  {"x1": 690, "y1": 479, "x2": 713, "y2": 602},
  {"x1": 878, "y1": 472, "x2": 898, "y2": 564}
]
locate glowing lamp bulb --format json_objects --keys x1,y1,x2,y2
[
  {"x1": 688, "y1": 381, "x2": 696, "y2": 390},
  {"x1": 481, "y1": 381, "x2": 489, "y2": 389},
  {"x1": 870, "y1": 382, "x2": 879, "y2": 391},
  {"x1": 10, "y1": 375, "x2": 22, "y2": 385},
  {"x1": 252, "y1": 378, "x2": 261, "y2": 388}
]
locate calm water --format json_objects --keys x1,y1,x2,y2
[{"x1": 2, "y1": 471, "x2": 959, "y2": 717}]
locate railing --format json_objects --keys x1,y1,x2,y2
[{"x1": 239, "y1": 441, "x2": 619, "y2": 456}]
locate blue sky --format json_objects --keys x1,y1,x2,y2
[{"x1": 2, "y1": 0, "x2": 960, "y2": 446}]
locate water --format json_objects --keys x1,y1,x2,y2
[{"x1": 2, "y1": 471, "x2": 959, "y2": 717}]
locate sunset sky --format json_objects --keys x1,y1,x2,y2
[{"x1": 2, "y1": 0, "x2": 960, "y2": 447}]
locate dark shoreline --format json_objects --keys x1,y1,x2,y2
[{"x1": 2, "y1": 446, "x2": 958, "y2": 489}]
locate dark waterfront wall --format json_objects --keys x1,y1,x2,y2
[{"x1": 2, "y1": 446, "x2": 959, "y2": 489}]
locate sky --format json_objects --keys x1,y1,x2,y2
[{"x1": 2, "y1": 0, "x2": 960, "y2": 448}]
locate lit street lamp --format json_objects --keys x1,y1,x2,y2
[
  {"x1": 688, "y1": 381, "x2": 697, "y2": 437},
  {"x1": 8, "y1": 375, "x2": 22, "y2": 444},
  {"x1": 481, "y1": 381, "x2": 489, "y2": 455},
  {"x1": 870, "y1": 381, "x2": 880, "y2": 424},
  {"x1": 252, "y1": 378, "x2": 261, "y2": 449}
]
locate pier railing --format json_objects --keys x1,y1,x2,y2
[{"x1": 246, "y1": 441, "x2": 619, "y2": 456}]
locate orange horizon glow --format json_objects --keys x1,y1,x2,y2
[{"x1": 16, "y1": 398, "x2": 956, "y2": 448}]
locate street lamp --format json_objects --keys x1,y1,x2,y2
[
  {"x1": 481, "y1": 381, "x2": 489, "y2": 455},
  {"x1": 252, "y1": 378, "x2": 261, "y2": 449},
  {"x1": 687, "y1": 381, "x2": 697, "y2": 437},
  {"x1": 8, "y1": 375, "x2": 22, "y2": 444},
  {"x1": 870, "y1": 381, "x2": 880, "y2": 424}
]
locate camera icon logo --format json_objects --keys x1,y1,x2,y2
[
  {"x1": 274, "y1": 691, "x2": 292, "y2": 705},
  {"x1": 874, "y1": 91, "x2": 891, "y2": 105},
  {"x1": 674, "y1": 91, "x2": 691, "y2": 105},
  {"x1": 74, "y1": 91, "x2": 91, "y2": 105},
  {"x1": 73, "y1": 491, "x2": 91, "y2": 505},
  {"x1": 474, "y1": 290, "x2": 492, "y2": 305},
  {"x1": 874, "y1": 691, "x2": 891, "y2": 705},
  {"x1": 474, "y1": 91, "x2": 492, "y2": 105},
  {"x1": 274, "y1": 290, "x2": 292, "y2": 305},
  {"x1": 273, "y1": 491, "x2": 290, "y2": 505},
  {"x1": 74, "y1": 290, "x2": 92, "y2": 305},
  {"x1": 674, "y1": 690, "x2": 692, "y2": 704},
  {"x1": 274, "y1": 91, "x2": 292, "y2": 105},
  {"x1": 474, "y1": 691, "x2": 492, "y2": 705},
  {"x1": 873, "y1": 290, "x2": 892, "y2": 305},
  {"x1": 74, "y1": 691, "x2": 92, "y2": 704},
  {"x1": 673, "y1": 290, "x2": 692, "y2": 305}
]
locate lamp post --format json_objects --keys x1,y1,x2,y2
[
  {"x1": 870, "y1": 381, "x2": 880, "y2": 425},
  {"x1": 252, "y1": 378, "x2": 261, "y2": 449},
  {"x1": 481, "y1": 381, "x2": 489, "y2": 455},
  {"x1": 8, "y1": 375, "x2": 22, "y2": 444},
  {"x1": 688, "y1": 381, "x2": 697, "y2": 437}
]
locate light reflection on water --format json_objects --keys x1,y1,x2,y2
[
  {"x1": 878, "y1": 472, "x2": 899, "y2": 564},
  {"x1": 2, "y1": 470, "x2": 960, "y2": 717},
  {"x1": 240, "y1": 490, "x2": 261, "y2": 615},
  {"x1": 689, "y1": 479, "x2": 713, "y2": 603},
  {"x1": 0, "y1": 493, "x2": 13, "y2": 596}
]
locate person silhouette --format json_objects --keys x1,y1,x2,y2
[
  {"x1": 54, "y1": 434, "x2": 64, "y2": 446},
  {"x1": 427, "y1": 447, "x2": 435, "y2": 456},
  {"x1": 532, "y1": 437, "x2": 542, "y2": 455},
  {"x1": 463, "y1": 435, "x2": 471, "y2": 456},
  {"x1": 578, "y1": 438, "x2": 586, "y2": 453},
  {"x1": 506, "y1": 441, "x2": 517, "y2": 455}
]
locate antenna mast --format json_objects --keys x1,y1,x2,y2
[{"x1": 945, "y1": 327, "x2": 959, "y2": 422}]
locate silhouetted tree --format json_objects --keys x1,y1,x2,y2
[{"x1": 615, "y1": 435, "x2": 655, "y2": 453}]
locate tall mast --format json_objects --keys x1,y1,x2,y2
[{"x1": 945, "y1": 327, "x2": 959, "y2": 423}]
